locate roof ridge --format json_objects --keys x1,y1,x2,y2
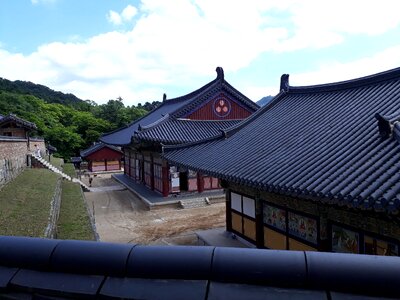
[
  {"x1": 101, "y1": 68, "x2": 223, "y2": 140},
  {"x1": 221, "y1": 80, "x2": 260, "y2": 110},
  {"x1": 100, "y1": 101, "x2": 169, "y2": 138},
  {"x1": 223, "y1": 91, "x2": 286, "y2": 138},
  {"x1": 288, "y1": 66, "x2": 400, "y2": 93},
  {"x1": 81, "y1": 142, "x2": 122, "y2": 157},
  {"x1": 175, "y1": 118, "x2": 241, "y2": 123},
  {"x1": 137, "y1": 114, "x2": 171, "y2": 132},
  {"x1": 0, "y1": 113, "x2": 37, "y2": 130},
  {"x1": 165, "y1": 73, "x2": 220, "y2": 104},
  {"x1": 162, "y1": 133, "x2": 223, "y2": 153}
]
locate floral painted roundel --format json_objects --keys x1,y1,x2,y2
[{"x1": 213, "y1": 97, "x2": 231, "y2": 117}]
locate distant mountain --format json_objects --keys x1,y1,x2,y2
[
  {"x1": 257, "y1": 95, "x2": 274, "y2": 107},
  {"x1": 0, "y1": 77, "x2": 90, "y2": 110}
]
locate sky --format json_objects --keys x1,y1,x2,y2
[{"x1": 1, "y1": 0, "x2": 400, "y2": 106}]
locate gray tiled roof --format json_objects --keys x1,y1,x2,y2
[
  {"x1": 0, "y1": 114, "x2": 37, "y2": 130},
  {"x1": 100, "y1": 67, "x2": 258, "y2": 146},
  {"x1": 164, "y1": 67, "x2": 400, "y2": 214},
  {"x1": 135, "y1": 115, "x2": 241, "y2": 144},
  {"x1": 1, "y1": 236, "x2": 399, "y2": 299},
  {"x1": 80, "y1": 142, "x2": 122, "y2": 158}
]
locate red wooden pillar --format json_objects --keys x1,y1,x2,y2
[
  {"x1": 105, "y1": 159, "x2": 108, "y2": 171},
  {"x1": 197, "y1": 172, "x2": 204, "y2": 193},
  {"x1": 162, "y1": 161, "x2": 169, "y2": 197}
]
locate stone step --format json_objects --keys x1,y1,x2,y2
[
  {"x1": 179, "y1": 198, "x2": 210, "y2": 209},
  {"x1": 32, "y1": 154, "x2": 92, "y2": 191}
]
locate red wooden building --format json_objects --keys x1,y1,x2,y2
[
  {"x1": 80, "y1": 143, "x2": 123, "y2": 172},
  {"x1": 100, "y1": 67, "x2": 259, "y2": 197}
]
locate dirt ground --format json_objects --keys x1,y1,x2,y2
[{"x1": 83, "y1": 174, "x2": 226, "y2": 245}]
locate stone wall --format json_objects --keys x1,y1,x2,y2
[
  {"x1": 29, "y1": 139, "x2": 46, "y2": 157},
  {"x1": 0, "y1": 138, "x2": 29, "y2": 189},
  {"x1": 44, "y1": 177, "x2": 62, "y2": 239}
]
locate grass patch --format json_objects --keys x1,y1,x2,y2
[
  {"x1": 49, "y1": 156, "x2": 64, "y2": 169},
  {"x1": 57, "y1": 163, "x2": 95, "y2": 240},
  {"x1": 0, "y1": 169, "x2": 59, "y2": 237},
  {"x1": 62, "y1": 163, "x2": 76, "y2": 178}
]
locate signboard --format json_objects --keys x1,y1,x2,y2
[{"x1": 170, "y1": 166, "x2": 180, "y2": 193}]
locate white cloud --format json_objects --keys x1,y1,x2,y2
[
  {"x1": 122, "y1": 5, "x2": 138, "y2": 21},
  {"x1": 290, "y1": 45, "x2": 400, "y2": 87},
  {"x1": 107, "y1": 5, "x2": 138, "y2": 26},
  {"x1": 107, "y1": 11, "x2": 123, "y2": 26},
  {"x1": 2, "y1": 0, "x2": 400, "y2": 105},
  {"x1": 267, "y1": 0, "x2": 400, "y2": 52}
]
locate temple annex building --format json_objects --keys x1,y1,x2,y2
[
  {"x1": 100, "y1": 67, "x2": 259, "y2": 197},
  {"x1": 164, "y1": 67, "x2": 400, "y2": 256}
]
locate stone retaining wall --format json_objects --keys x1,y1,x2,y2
[
  {"x1": 44, "y1": 177, "x2": 62, "y2": 239},
  {"x1": 78, "y1": 175, "x2": 100, "y2": 241},
  {"x1": 0, "y1": 138, "x2": 29, "y2": 190}
]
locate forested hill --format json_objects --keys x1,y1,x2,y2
[
  {"x1": 0, "y1": 78, "x2": 89, "y2": 110},
  {"x1": 0, "y1": 78, "x2": 161, "y2": 159},
  {"x1": 257, "y1": 95, "x2": 274, "y2": 107}
]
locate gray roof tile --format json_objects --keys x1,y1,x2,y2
[
  {"x1": 0, "y1": 114, "x2": 37, "y2": 130},
  {"x1": 135, "y1": 116, "x2": 241, "y2": 144},
  {"x1": 100, "y1": 67, "x2": 258, "y2": 146},
  {"x1": 80, "y1": 142, "x2": 122, "y2": 158},
  {"x1": 164, "y1": 67, "x2": 400, "y2": 214}
]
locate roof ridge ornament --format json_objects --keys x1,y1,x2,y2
[
  {"x1": 163, "y1": 93, "x2": 167, "y2": 102},
  {"x1": 216, "y1": 67, "x2": 224, "y2": 81},
  {"x1": 280, "y1": 74, "x2": 289, "y2": 92},
  {"x1": 375, "y1": 113, "x2": 396, "y2": 139}
]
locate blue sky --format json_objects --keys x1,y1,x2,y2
[{"x1": 1, "y1": 0, "x2": 400, "y2": 105}]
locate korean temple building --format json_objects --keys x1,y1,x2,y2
[
  {"x1": 80, "y1": 142, "x2": 123, "y2": 172},
  {"x1": 100, "y1": 67, "x2": 259, "y2": 197},
  {"x1": 164, "y1": 67, "x2": 400, "y2": 256},
  {"x1": 0, "y1": 113, "x2": 37, "y2": 140}
]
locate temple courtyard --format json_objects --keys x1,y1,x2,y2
[{"x1": 83, "y1": 174, "x2": 226, "y2": 245}]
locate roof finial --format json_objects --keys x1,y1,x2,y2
[
  {"x1": 280, "y1": 74, "x2": 289, "y2": 92},
  {"x1": 163, "y1": 93, "x2": 167, "y2": 102},
  {"x1": 216, "y1": 67, "x2": 224, "y2": 80},
  {"x1": 375, "y1": 113, "x2": 393, "y2": 138}
]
